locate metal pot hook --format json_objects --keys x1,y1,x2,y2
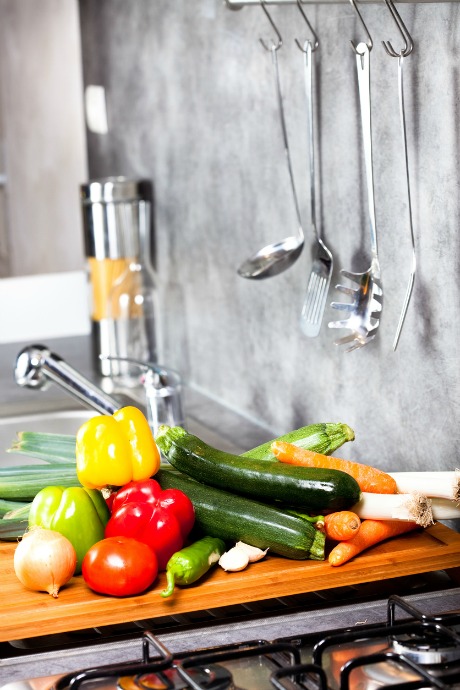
[
  {"x1": 349, "y1": 0, "x2": 373, "y2": 56},
  {"x1": 294, "y1": 0, "x2": 319, "y2": 53},
  {"x1": 259, "y1": 0, "x2": 282, "y2": 52},
  {"x1": 382, "y1": 0, "x2": 414, "y2": 58}
]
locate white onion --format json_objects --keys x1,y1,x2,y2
[{"x1": 14, "y1": 528, "x2": 77, "y2": 598}]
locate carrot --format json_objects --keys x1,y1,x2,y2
[
  {"x1": 324, "y1": 511, "x2": 361, "y2": 541},
  {"x1": 328, "y1": 519, "x2": 419, "y2": 566},
  {"x1": 271, "y1": 441, "x2": 397, "y2": 494}
]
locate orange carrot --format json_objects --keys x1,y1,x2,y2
[
  {"x1": 328, "y1": 519, "x2": 419, "y2": 566},
  {"x1": 271, "y1": 441, "x2": 397, "y2": 494},
  {"x1": 324, "y1": 511, "x2": 361, "y2": 541}
]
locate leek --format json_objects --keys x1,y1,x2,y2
[
  {"x1": 0, "y1": 498, "x2": 30, "y2": 518},
  {"x1": 3, "y1": 503, "x2": 31, "y2": 520},
  {"x1": 431, "y1": 497, "x2": 460, "y2": 520},
  {"x1": 0, "y1": 466, "x2": 79, "y2": 500},
  {"x1": 352, "y1": 492, "x2": 434, "y2": 528},
  {"x1": 0, "y1": 464, "x2": 76, "y2": 476},
  {"x1": 0, "y1": 518, "x2": 28, "y2": 541},
  {"x1": 8, "y1": 431, "x2": 76, "y2": 464},
  {"x1": 389, "y1": 471, "x2": 460, "y2": 501}
]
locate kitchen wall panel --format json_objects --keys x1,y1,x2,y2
[{"x1": 79, "y1": 1, "x2": 460, "y2": 472}]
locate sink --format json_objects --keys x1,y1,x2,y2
[
  {"x1": 0, "y1": 408, "x2": 97, "y2": 467},
  {"x1": 0, "y1": 406, "x2": 247, "y2": 469},
  {"x1": 0, "y1": 381, "x2": 270, "y2": 471}
]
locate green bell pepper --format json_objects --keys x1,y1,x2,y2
[{"x1": 28, "y1": 486, "x2": 110, "y2": 574}]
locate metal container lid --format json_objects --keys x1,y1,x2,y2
[
  {"x1": 81, "y1": 177, "x2": 153, "y2": 259},
  {"x1": 81, "y1": 177, "x2": 151, "y2": 205}
]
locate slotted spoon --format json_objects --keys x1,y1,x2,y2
[
  {"x1": 299, "y1": 39, "x2": 333, "y2": 337},
  {"x1": 328, "y1": 42, "x2": 382, "y2": 351}
]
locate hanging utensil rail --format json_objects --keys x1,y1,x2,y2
[{"x1": 225, "y1": 0, "x2": 442, "y2": 7}]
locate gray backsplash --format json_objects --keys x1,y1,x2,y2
[{"x1": 78, "y1": 1, "x2": 460, "y2": 473}]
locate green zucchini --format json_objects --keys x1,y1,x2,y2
[
  {"x1": 0, "y1": 498, "x2": 30, "y2": 518},
  {"x1": 0, "y1": 465, "x2": 80, "y2": 501},
  {"x1": 156, "y1": 469, "x2": 325, "y2": 561},
  {"x1": 241, "y1": 422, "x2": 355, "y2": 461},
  {"x1": 156, "y1": 426, "x2": 361, "y2": 513}
]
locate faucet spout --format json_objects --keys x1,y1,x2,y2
[{"x1": 15, "y1": 344, "x2": 119, "y2": 416}]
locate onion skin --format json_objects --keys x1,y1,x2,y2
[{"x1": 14, "y1": 528, "x2": 77, "y2": 598}]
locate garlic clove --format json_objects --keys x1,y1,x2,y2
[
  {"x1": 235, "y1": 541, "x2": 268, "y2": 562},
  {"x1": 218, "y1": 546, "x2": 250, "y2": 572}
]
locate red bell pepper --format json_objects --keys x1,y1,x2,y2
[{"x1": 104, "y1": 479, "x2": 195, "y2": 570}]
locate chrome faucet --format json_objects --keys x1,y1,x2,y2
[
  {"x1": 14, "y1": 344, "x2": 119, "y2": 415},
  {"x1": 14, "y1": 345, "x2": 184, "y2": 434}
]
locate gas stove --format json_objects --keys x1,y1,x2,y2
[{"x1": 1, "y1": 572, "x2": 460, "y2": 690}]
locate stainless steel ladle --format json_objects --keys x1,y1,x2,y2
[{"x1": 238, "y1": 0, "x2": 304, "y2": 280}]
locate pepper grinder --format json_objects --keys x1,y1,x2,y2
[{"x1": 81, "y1": 177, "x2": 158, "y2": 383}]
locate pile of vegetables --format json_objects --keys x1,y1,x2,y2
[{"x1": 0, "y1": 406, "x2": 459, "y2": 599}]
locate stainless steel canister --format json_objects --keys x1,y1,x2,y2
[{"x1": 81, "y1": 177, "x2": 157, "y2": 378}]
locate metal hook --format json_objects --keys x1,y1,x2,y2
[
  {"x1": 349, "y1": 0, "x2": 373, "y2": 56},
  {"x1": 382, "y1": 0, "x2": 414, "y2": 58},
  {"x1": 294, "y1": 0, "x2": 319, "y2": 53},
  {"x1": 259, "y1": 0, "x2": 282, "y2": 52}
]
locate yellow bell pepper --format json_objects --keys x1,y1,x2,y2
[{"x1": 76, "y1": 406, "x2": 160, "y2": 489}]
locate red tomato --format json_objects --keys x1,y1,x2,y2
[{"x1": 82, "y1": 536, "x2": 158, "y2": 597}]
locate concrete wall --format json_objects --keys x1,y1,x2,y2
[{"x1": 59, "y1": 1, "x2": 460, "y2": 472}]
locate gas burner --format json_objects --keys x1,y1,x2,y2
[
  {"x1": 391, "y1": 631, "x2": 460, "y2": 665},
  {"x1": 117, "y1": 664, "x2": 235, "y2": 690},
  {"x1": 387, "y1": 594, "x2": 460, "y2": 665}
]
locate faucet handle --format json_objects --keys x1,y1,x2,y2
[{"x1": 102, "y1": 356, "x2": 185, "y2": 433}]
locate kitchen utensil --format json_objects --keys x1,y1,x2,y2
[
  {"x1": 299, "y1": 38, "x2": 333, "y2": 337},
  {"x1": 328, "y1": 41, "x2": 383, "y2": 352},
  {"x1": 237, "y1": 1, "x2": 304, "y2": 279},
  {"x1": 381, "y1": 0, "x2": 416, "y2": 351}
]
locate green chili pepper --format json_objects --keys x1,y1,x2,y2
[
  {"x1": 28, "y1": 486, "x2": 110, "y2": 574},
  {"x1": 161, "y1": 536, "x2": 226, "y2": 598}
]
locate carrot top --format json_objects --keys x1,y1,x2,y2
[{"x1": 271, "y1": 441, "x2": 397, "y2": 494}]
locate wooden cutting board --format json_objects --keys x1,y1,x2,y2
[{"x1": 1, "y1": 522, "x2": 460, "y2": 643}]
